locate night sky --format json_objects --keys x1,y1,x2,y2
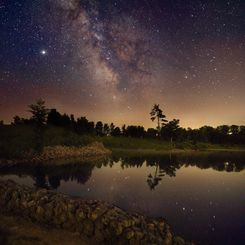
[{"x1": 0, "y1": 0, "x2": 244, "y2": 128}]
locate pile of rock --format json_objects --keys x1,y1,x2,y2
[
  {"x1": 0, "y1": 180, "x2": 191, "y2": 245},
  {"x1": 0, "y1": 142, "x2": 111, "y2": 167}
]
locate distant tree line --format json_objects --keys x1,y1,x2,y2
[{"x1": 1, "y1": 100, "x2": 245, "y2": 145}]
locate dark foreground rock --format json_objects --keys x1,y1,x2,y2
[{"x1": 0, "y1": 180, "x2": 193, "y2": 245}]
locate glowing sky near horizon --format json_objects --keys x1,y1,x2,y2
[{"x1": 0, "y1": 0, "x2": 244, "y2": 128}]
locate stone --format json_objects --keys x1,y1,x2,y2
[
  {"x1": 125, "y1": 230, "x2": 135, "y2": 240},
  {"x1": 88, "y1": 206, "x2": 107, "y2": 221},
  {"x1": 134, "y1": 230, "x2": 144, "y2": 240},
  {"x1": 82, "y1": 219, "x2": 94, "y2": 237},
  {"x1": 174, "y1": 236, "x2": 186, "y2": 245},
  {"x1": 163, "y1": 231, "x2": 173, "y2": 245},
  {"x1": 158, "y1": 221, "x2": 165, "y2": 233},
  {"x1": 122, "y1": 219, "x2": 133, "y2": 228},
  {"x1": 148, "y1": 223, "x2": 155, "y2": 232},
  {"x1": 76, "y1": 209, "x2": 86, "y2": 221},
  {"x1": 0, "y1": 180, "x2": 187, "y2": 245},
  {"x1": 35, "y1": 206, "x2": 45, "y2": 221}
]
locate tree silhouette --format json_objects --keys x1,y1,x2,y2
[
  {"x1": 230, "y1": 125, "x2": 239, "y2": 135},
  {"x1": 95, "y1": 121, "x2": 103, "y2": 136},
  {"x1": 4, "y1": 100, "x2": 245, "y2": 145},
  {"x1": 47, "y1": 109, "x2": 62, "y2": 126},
  {"x1": 161, "y1": 119, "x2": 180, "y2": 143},
  {"x1": 122, "y1": 124, "x2": 126, "y2": 136},
  {"x1": 29, "y1": 99, "x2": 49, "y2": 127},
  {"x1": 28, "y1": 99, "x2": 49, "y2": 153},
  {"x1": 110, "y1": 123, "x2": 115, "y2": 135},
  {"x1": 103, "y1": 123, "x2": 110, "y2": 136},
  {"x1": 126, "y1": 125, "x2": 145, "y2": 137},
  {"x1": 111, "y1": 126, "x2": 121, "y2": 136},
  {"x1": 150, "y1": 104, "x2": 167, "y2": 135}
]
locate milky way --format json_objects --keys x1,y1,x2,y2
[{"x1": 0, "y1": 0, "x2": 244, "y2": 128}]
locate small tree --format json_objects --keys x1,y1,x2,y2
[
  {"x1": 161, "y1": 119, "x2": 180, "y2": 144},
  {"x1": 103, "y1": 123, "x2": 110, "y2": 136},
  {"x1": 110, "y1": 123, "x2": 115, "y2": 135},
  {"x1": 150, "y1": 104, "x2": 168, "y2": 135},
  {"x1": 111, "y1": 127, "x2": 121, "y2": 136},
  {"x1": 95, "y1": 121, "x2": 103, "y2": 136},
  {"x1": 47, "y1": 109, "x2": 62, "y2": 126},
  {"x1": 29, "y1": 99, "x2": 49, "y2": 127},
  {"x1": 121, "y1": 124, "x2": 126, "y2": 136},
  {"x1": 28, "y1": 99, "x2": 49, "y2": 153}
]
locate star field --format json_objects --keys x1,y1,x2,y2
[{"x1": 0, "y1": 0, "x2": 244, "y2": 128}]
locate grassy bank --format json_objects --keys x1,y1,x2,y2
[
  {"x1": 0, "y1": 125, "x2": 110, "y2": 164},
  {"x1": 97, "y1": 136, "x2": 245, "y2": 153},
  {"x1": 1, "y1": 125, "x2": 245, "y2": 160}
]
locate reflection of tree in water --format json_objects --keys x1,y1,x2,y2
[
  {"x1": 115, "y1": 152, "x2": 245, "y2": 190},
  {"x1": 146, "y1": 154, "x2": 181, "y2": 190},
  {"x1": 1, "y1": 163, "x2": 96, "y2": 189},
  {"x1": 48, "y1": 175, "x2": 60, "y2": 189},
  {"x1": 0, "y1": 153, "x2": 244, "y2": 190},
  {"x1": 33, "y1": 165, "x2": 48, "y2": 188},
  {"x1": 45, "y1": 164, "x2": 94, "y2": 189},
  {"x1": 147, "y1": 164, "x2": 162, "y2": 190}
]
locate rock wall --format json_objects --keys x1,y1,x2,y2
[{"x1": 0, "y1": 180, "x2": 190, "y2": 245}]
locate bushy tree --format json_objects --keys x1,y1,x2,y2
[
  {"x1": 12, "y1": 115, "x2": 34, "y2": 125},
  {"x1": 111, "y1": 126, "x2": 121, "y2": 136},
  {"x1": 110, "y1": 123, "x2": 115, "y2": 135},
  {"x1": 76, "y1": 117, "x2": 94, "y2": 135},
  {"x1": 29, "y1": 99, "x2": 49, "y2": 127},
  {"x1": 95, "y1": 121, "x2": 103, "y2": 136},
  {"x1": 126, "y1": 125, "x2": 145, "y2": 137},
  {"x1": 103, "y1": 123, "x2": 110, "y2": 136},
  {"x1": 230, "y1": 125, "x2": 239, "y2": 135},
  {"x1": 28, "y1": 99, "x2": 49, "y2": 153},
  {"x1": 47, "y1": 109, "x2": 62, "y2": 126},
  {"x1": 121, "y1": 124, "x2": 126, "y2": 136},
  {"x1": 161, "y1": 119, "x2": 180, "y2": 142},
  {"x1": 146, "y1": 128, "x2": 158, "y2": 138}
]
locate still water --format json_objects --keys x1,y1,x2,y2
[{"x1": 0, "y1": 152, "x2": 244, "y2": 244}]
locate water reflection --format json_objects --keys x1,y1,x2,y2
[
  {"x1": 0, "y1": 152, "x2": 244, "y2": 245},
  {"x1": 0, "y1": 152, "x2": 244, "y2": 190}
]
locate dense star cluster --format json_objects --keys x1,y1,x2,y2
[{"x1": 0, "y1": 0, "x2": 244, "y2": 127}]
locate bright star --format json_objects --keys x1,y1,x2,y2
[{"x1": 40, "y1": 49, "x2": 47, "y2": 55}]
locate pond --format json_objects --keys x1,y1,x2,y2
[{"x1": 0, "y1": 152, "x2": 244, "y2": 244}]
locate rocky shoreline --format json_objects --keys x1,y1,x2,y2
[
  {"x1": 0, "y1": 142, "x2": 111, "y2": 167},
  {"x1": 0, "y1": 180, "x2": 192, "y2": 245}
]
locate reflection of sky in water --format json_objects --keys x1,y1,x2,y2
[{"x1": 0, "y1": 157, "x2": 245, "y2": 245}]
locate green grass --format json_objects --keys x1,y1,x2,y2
[
  {"x1": 98, "y1": 136, "x2": 218, "y2": 151},
  {"x1": 97, "y1": 136, "x2": 173, "y2": 150},
  {"x1": 43, "y1": 126, "x2": 93, "y2": 147},
  {"x1": 1, "y1": 125, "x2": 245, "y2": 159}
]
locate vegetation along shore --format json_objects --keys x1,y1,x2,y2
[{"x1": 1, "y1": 100, "x2": 245, "y2": 165}]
